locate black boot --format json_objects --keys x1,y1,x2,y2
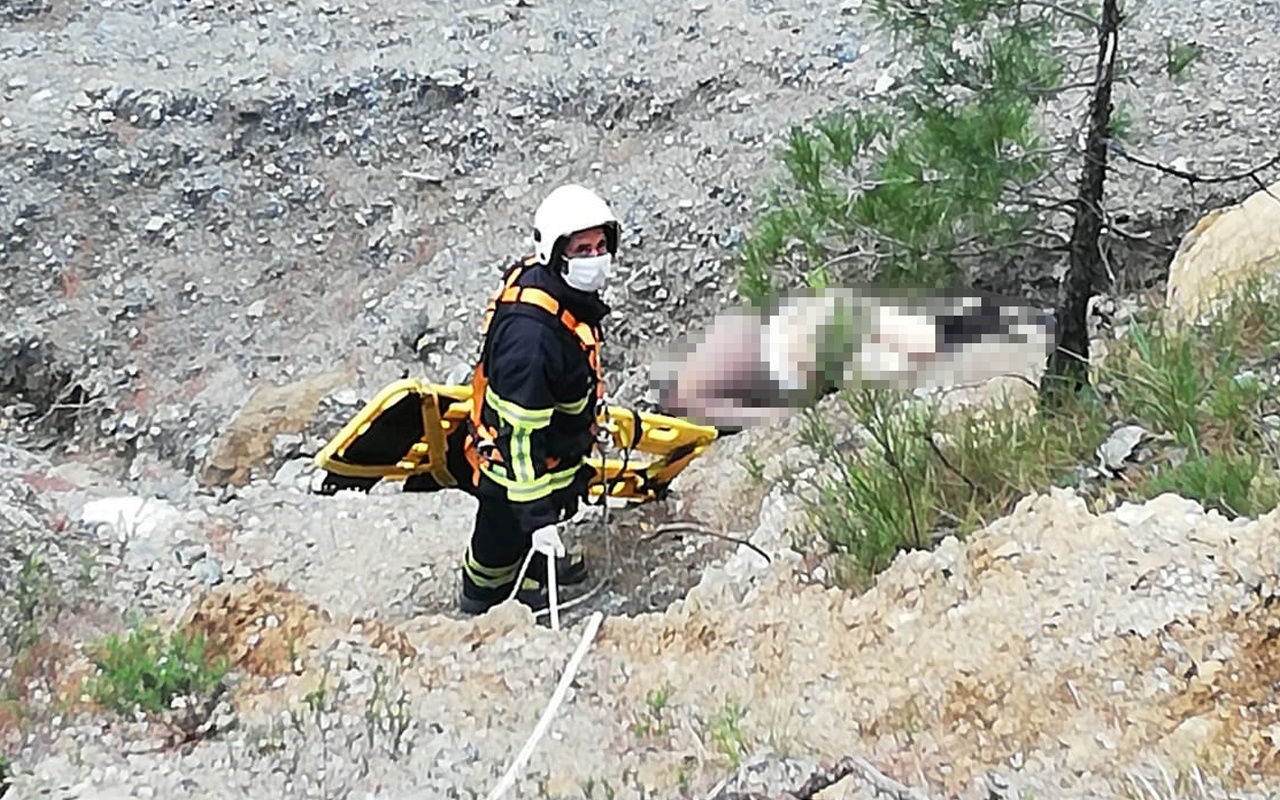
[
  {"x1": 457, "y1": 546, "x2": 589, "y2": 615},
  {"x1": 458, "y1": 548, "x2": 548, "y2": 615},
  {"x1": 524, "y1": 545, "x2": 590, "y2": 587}
]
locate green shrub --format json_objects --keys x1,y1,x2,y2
[
  {"x1": 85, "y1": 622, "x2": 228, "y2": 716},
  {"x1": 1139, "y1": 451, "x2": 1277, "y2": 520},
  {"x1": 800, "y1": 384, "x2": 1108, "y2": 587},
  {"x1": 799, "y1": 389, "x2": 935, "y2": 585}
]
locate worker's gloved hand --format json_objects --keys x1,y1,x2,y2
[{"x1": 530, "y1": 523, "x2": 565, "y2": 559}]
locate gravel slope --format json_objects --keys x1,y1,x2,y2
[
  {"x1": 1, "y1": 0, "x2": 894, "y2": 467},
  {"x1": 4, "y1": 0, "x2": 1278, "y2": 470},
  {"x1": 3, "y1": 0, "x2": 1280, "y2": 798}
]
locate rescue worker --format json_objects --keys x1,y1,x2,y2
[{"x1": 458, "y1": 183, "x2": 619, "y2": 615}]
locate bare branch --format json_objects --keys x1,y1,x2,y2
[
  {"x1": 637, "y1": 521, "x2": 772, "y2": 564},
  {"x1": 951, "y1": 234, "x2": 1070, "y2": 261},
  {"x1": 926, "y1": 431, "x2": 980, "y2": 496},
  {"x1": 847, "y1": 756, "x2": 936, "y2": 800},
  {"x1": 864, "y1": 395, "x2": 925, "y2": 548},
  {"x1": 1109, "y1": 146, "x2": 1280, "y2": 196}
]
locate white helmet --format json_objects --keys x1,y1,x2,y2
[{"x1": 531, "y1": 183, "x2": 620, "y2": 266}]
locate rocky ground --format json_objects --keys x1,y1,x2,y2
[{"x1": 3, "y1": 0, "x2": 1280, "y2": 797}]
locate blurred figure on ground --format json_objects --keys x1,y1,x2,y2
[{"x1": 650, "y1": 286, "x2": 1056, "y2": 430}]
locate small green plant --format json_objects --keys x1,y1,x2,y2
[
  {"x1": 365, "y1": 665, "x2": 413, "y2": 759},
  {"x1": 1140, "y1": 451, "x2": 1276, "y2": 520},
  {"x1": 293, "y1": 661, "x2": 335, "y2": 735},
  {"x1": 250, "y1": 717, "x2": 288, "y2": 755},
  {"x1": 676, "y1": 758, "x2": 693, "y2": 794},
  {"x1": 84, "y1": 622, "x2": 228, "y2": 716},
  {"x1": 930, "y1": 392, "x2": 1110, "y2": 532},
  {"x1": 76, "y1": 552, "x2": 96, "y2": 592},
  {"x1": 304, "y1": 670, "x2": 329, "y2": 712},
  {"x1": 799, "y1": 389, "x2": 936, "y2": 585},
  {"x1": 1102, "y1": 277, "x2": 1280, "y2": 502},
  {"x1": 800, "y1": 382, "x2": 1110, "y2": 588},
  {"x1": 1164, "y1": 39, "x2": 1203, "y2": 78},
  {"x1": 708, "y1": 701, "x2": 749, "y2": 769},
  {"x1": 1110, "y1": 320, "x2": 1236, "y2": 449},
  {"x1": 1110, "y1": 100, "x2": 1136, "y2": 144},
  {"x1": 633, "y1": 684, "x2": 673, "y2": 739},
  {"x1": 5, "y1": 551, "x2": 55, "y2": 656},
  {"x1": 0, "y1": 752, "x2": 12, "y2": 798}
]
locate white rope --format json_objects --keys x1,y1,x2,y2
[
  {"x1": 501, "y1": 396, "x2": 630, "y2": 627},
  {"x1": 505, "y1": 541, "x2": 563, "y2": 629},
  {"x1": 505, "y1": 547, "x2": 537, "y2": 603},
  {"x1": 547, "y1": 552, "x2": 560, "y2": 631},
  {"x1": 484, "y1": 610, "x2": 604, "y2": 800},
  {"x1": 531, "y1": 576, "x2": 607, "y2": 620}
]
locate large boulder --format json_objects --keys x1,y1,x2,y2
[{"x1": 1164, "y1": 178, "x2": 1280, "y2": 322}]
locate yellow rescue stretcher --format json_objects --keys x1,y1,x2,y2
[{"x1": 311, "y1": 378, "x2": 721, "y2": 503}]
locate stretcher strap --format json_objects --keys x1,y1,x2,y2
[{"x1": 417, "y1": 388, "x2": 458, "y2": 488}]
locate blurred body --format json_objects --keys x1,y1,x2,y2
[{"x1": 652, "y1": 287, "x2": 1055, "y2": 429}]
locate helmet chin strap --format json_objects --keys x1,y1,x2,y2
[
  {"x1": 549, "y1": 242, "x2": 571, "y2": 278},
  {"x1": 548, "y1": 236, "x2": 565, "y2": 263}
]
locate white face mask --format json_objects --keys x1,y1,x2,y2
[{"x1": 563, "y1": 253, "x2": 611, "y2": 292}]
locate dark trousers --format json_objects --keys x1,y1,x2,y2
[
  {"x1": 467, "y1": 466, "x2": 592, "y2": 570},
  {"x1": 468, "y1": 492, "x2": 529, "y2": 569}
]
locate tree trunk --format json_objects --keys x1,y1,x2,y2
[{"x1": 1040, "y1": 0, "x2": 1121, "y2": 408}]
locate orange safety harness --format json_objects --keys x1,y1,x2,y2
[{"x1": 463, "y1": 258, "x2": 606, "y2": 486}]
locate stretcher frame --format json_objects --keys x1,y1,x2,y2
[{"x1": 311, "y1": 378, "x2": 720, "y2": 503}]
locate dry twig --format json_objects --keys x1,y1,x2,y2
[
  {"x1": 639, "y1": 521, "x2": 771, "y2": 564},
  {"x1": 712, "y1": 755, "x2": 935, "y2": 800}
]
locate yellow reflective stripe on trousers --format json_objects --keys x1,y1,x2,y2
[
  {"x1": 463, "y1": 547, "x2": 517, "y2": 588},
  {"x1": 555, "y1": 395, "x2": 589, "y2": 415},
  {"x1": 480, "y1": 461, "x2": 581, "y2": 503},
  {"x1": 464, "y1": 556, "x2": 540, "y2": 591}
]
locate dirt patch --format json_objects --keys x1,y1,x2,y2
[
  {"x1": 0, "y1": 636, "x2": 75, "y2": 752},
  {"x1": 572, "y1": 499, "x2": 736, "y2": 618},
  {"x1": 199, "y1": 369, "x2": 354, "y2": 487},
  {"x1": 183, "y1": 578, "x2": 333, "y2": 685},
  {"x1": 362, "y1": 619, "x2": 419, "y2": 663},
  {"x1": 0, "y1": 617, "x2": 112, "y2": 756},
  {"x1": 393, "y1": 490, "x2": 739, "y2": 624},
  {"x1": 1151, "y1": 589, "x2": 1280, "y2": 787}
]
